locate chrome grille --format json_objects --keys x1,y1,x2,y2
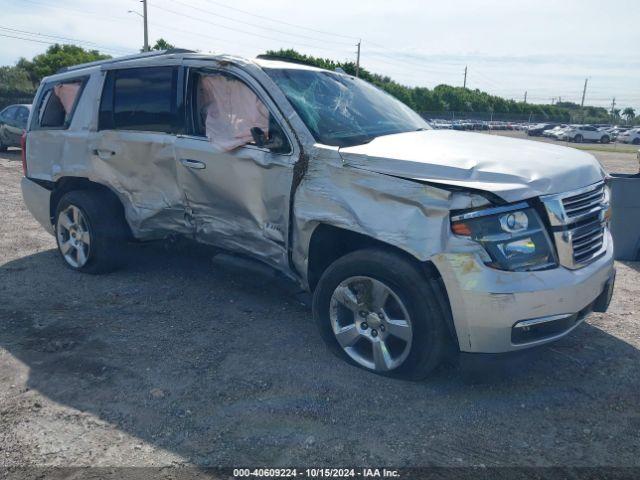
[
  {"x1": 541, "y1": 181, "x2": 609, "y2": 269},
  {"x1": 570, "y1": 217, "x2": 605, "y2": 265},
  {"x1": 562, "y1": 183, "x2": 605, "y2": 220}
]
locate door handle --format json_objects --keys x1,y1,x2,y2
[
  {"x1": 180, "y1": 158, "x2": 206, "y2": 170},
  {"x1": 93, "y1": 149, "x2": 115, "y2": 160}
]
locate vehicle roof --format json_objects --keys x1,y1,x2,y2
[
  {"x1": 45, "y1": 49, "x2": 332, "y2": 83},
  {"x1": 2, "y1": 104, "x2": 31, "y2": 109}
]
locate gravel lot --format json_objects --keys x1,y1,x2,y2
[{"x1": 1, "y1": 144, "x2": 639, "y2": 468}]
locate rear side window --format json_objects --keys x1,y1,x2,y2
[
  {"x1": 36, "y1": 78, "x2": 85, "y2": 129},
  {"x1": 99, "y1": 66, "x2": 180, "y2": 133}
]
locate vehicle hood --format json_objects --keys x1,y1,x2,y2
[{"x1": 338, "y1": 130, "x2": 605, "y2": 203}]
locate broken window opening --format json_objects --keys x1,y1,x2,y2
[
  {"x1": 194, "y1": 72, "x2": 290, "y2": 153},
  {"x1": 38, "y1": 79, "x2": 84, "y2": 129}
]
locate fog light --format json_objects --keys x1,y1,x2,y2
[{"x1": 499, "y1": 238, "x2": 536, "y2": 258}]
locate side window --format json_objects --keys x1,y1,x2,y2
[
  {"x1": 1, "y1": 106, "x2": 18, "y2": 121},
  {"x1": 16, "y1": 107, "x2": 30, "y2": 126},
  {"x1": 37, "y1": 79, "x2": 85, "y2": 129},
  {"x1": 99, "y1": 66, "x2": 180, "y2": 133},
  {"x1": 190, "y1": 71, "x2": 291, "y2": 154}
]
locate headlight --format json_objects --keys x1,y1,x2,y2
[{"x1": 451, "y1": 203, "x2": 557, "y2": 271}]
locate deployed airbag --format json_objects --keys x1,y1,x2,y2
[
  {"x1": 198, "y1": 75, "x2": 269, "y2": 151},
  {"x1": 53, "y1": 82, "x2": 81, "y2": 116}
]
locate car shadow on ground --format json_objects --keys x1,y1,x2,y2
[
  {"x1": 2, "y1": 147, "x2": 22, "y2": 161},
  {"x1": 1, "y1": 244, "x2": 639, "y2": 466}
]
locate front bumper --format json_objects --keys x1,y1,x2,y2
[{"x1": 432, "y1": 232, "x2": 615, "y2": 353}]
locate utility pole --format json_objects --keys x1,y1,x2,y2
[
  {"x1": 142, "y1": 0, "x2": 149, "y2": 52},
  {"x1": 355, "y1": 40, "x2": 361, "y2": 78},
  {"x1": 463, "y1": 66, "x2": 467, "y2": 88},
  {"x1": 580, "y1": 78, "x2": 588, "y2": 108},
  {"x1": 524, "y1": 91, "x2": 527, "y2": 104},
  {"x1": 580, "y1": 78, "x2": 588, "y2": 124},
  {"x1": 610, "y1": 97, "x2": 616, "y2": 119}
]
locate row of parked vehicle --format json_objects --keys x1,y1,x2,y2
[
  {"x1": 528, "y1": 122, "x2": 640, "y2": 144},
  {"x1": 427, "y1": 118, "x2": 640, "y2": 145},
  {"x1": 429, "y1": 119, "x2": 530, "y2": 131}
]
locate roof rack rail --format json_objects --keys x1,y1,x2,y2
[
  {"x1": 256, "y1": 54, "x2": 324, "y2": 68},
  {"x1": 56, "y1": 49, "x2": 196, "y2": 74}
]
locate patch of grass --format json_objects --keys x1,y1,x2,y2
[{"x1": 569, "y1": 144, "x2": 639, "y2": 154}]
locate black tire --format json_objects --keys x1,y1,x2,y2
[
  {"x1": 600, "y1": 136, "x2": 610, "y2": 144},
  {"x1": 54, "y1": 189, "x2": 129, "y2": 274},
  {"x1": 0, "y1": 137, "x2": 7, "y2": 152},
  {"x1": 312, "y1": 248, "x2": 451, "y2": 380},
  {"x1": 633, "y1": 138, "x2": 640, "y2": 145},
  {"x1": 574, "y1": 134, "x2": 583, "y2": 143}
]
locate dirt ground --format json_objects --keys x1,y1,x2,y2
[{"x1": 0, "y1": 144, "x2": 639, "y2": 468}]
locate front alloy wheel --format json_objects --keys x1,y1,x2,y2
[
  {"x1": 330, "y1": 276, "x2": 413, "y2": 372},
  {"x1": 56, "y1": 205, "x2": 91, "y2": 268},
  {"x1": 313, "y1": 248, "x2": 450, "y2": 379}
]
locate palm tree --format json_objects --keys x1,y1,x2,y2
[
  {"x1": 622, "y1": 107, "x2": 636, "y2": 125},
  {"x1": 151, "y1": 38, "x2": 175, "y2": 51},
  {"x1": 609, "y1": 108, "x2": 620, "y2": 123}
]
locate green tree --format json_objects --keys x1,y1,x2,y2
[
  {"x1": 622, "y1": 107, "x2": 636, "y2": 124},
  {"x1": 17, "y1": 44, "x2": 110, "y2": 86},
  {"x1": 151, "y1": 38, "x2": 175, "y2": 51},
  {"x1": 0, "y1": 65, "x2": 34, "y2": 93}
]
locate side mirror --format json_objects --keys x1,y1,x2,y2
[
  {"x1": 250, "y1": 127, "x2": 285, "y2": 153},
  {"x1": 250, "y1": 127, "x2": 267, "y2": 148}
]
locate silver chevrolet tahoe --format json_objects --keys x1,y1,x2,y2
[{"x1": 20, "y1": 50, "x2": 615, "y2": 378}]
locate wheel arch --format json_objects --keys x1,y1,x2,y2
[
  {"x1": 50, "y1": 176, "x2": 132, "y2": 238},
  {"x1": 306, "y1": 223, "x2": 459, "y2": 349}
]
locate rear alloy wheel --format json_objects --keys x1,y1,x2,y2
[
  {"x1": 55, "y1": 190, "x2": 128, "y2": 274},
  {"x1": 330, "y1": 276, "x2": 413, "y2": 372},
  {"x1": 600, "y1": 135, "x2": 610, "y2": 144},
  {"x1": 56, "y1": 205, "x2": 91, "y2": 269}
]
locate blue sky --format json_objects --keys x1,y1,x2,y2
[{"x1": 1, "y1": 0, "x2": 638, "y2": 111}]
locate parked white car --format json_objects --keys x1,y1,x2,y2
[
  {"x1": 562, "y1": 125, "x2": 611, "y2": 143},
  {"x1": 617, "y1": 128, "x2": 640, "y2": 145},
  {"x1": 543, "y1": 125, "x2": 567, "y2": 138}
]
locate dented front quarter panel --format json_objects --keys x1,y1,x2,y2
[{"x1": 291, "y1": 144, "x2": 491, "y2": 288}]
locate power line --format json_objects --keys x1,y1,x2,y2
[
  {"x1": 0, "y1": 26, "x2": 132, "y2": 54},
  {"x1": 19, "y1": 0, "x2": 134, "y2": 24},
  {"x1": 0, "y1": 32, "x2": 66, "y2": 46},
  {"x1": 366, "y1": 50, "x2": 462, "y2": 75},
  {"x1": 0, "y1": 31, "x2": 132, "y2": 55},
  {"x1": 198, "y1": 0, "x2": 359, "y2": 41},
  {"x1": 166, "y1": 0, "x2": 354, "y2": 47},
  {"x1": 0, "y1": 32, "x2": 129, "y2": 56},
  {"x1": 152, "y1": 3, "x2": 353, "y2": 56}
]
